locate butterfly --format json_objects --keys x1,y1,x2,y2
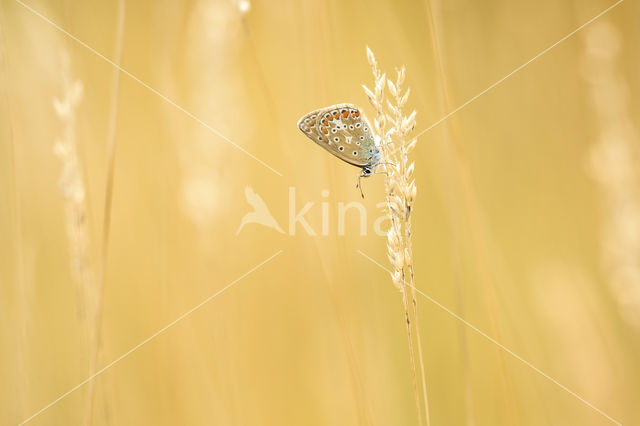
[{"x1": 297, "y1": 103, "x2": 382, "y2": 197}]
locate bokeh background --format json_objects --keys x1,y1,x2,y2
[{"x1": 1, "y1": 0, "x2": 639, "y2": 425}]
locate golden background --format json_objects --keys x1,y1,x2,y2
[{"x1": 1, "y1": 0, "x2": 639, "y2": 425}]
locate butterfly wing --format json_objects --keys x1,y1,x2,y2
[{"x1": 297, "y1": 103, "x2": 379, "y2": 168}]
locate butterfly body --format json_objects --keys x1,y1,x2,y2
[{"x1": 297, "y1": 104, "x2": 381, "y2": 196}]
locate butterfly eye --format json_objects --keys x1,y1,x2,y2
[
  {"x1": 338, "y1": 146, "x2": 344, "y2": 151},
  {"x1": 318, "y1": 136, "x2": 323, "y2": 140},
  {"x1": 355, "y1": 123, "x2": 362, "y2": 128},
  {"x1": 364, "y1": 127, "x2": 368, "y2": 131},
  {"x1": 359, "y1": 136, "x2": 364, "y2": 140},
  {"x1": 353, "y1": 151, "x2": 358, "y2": 156},
  {"x1": 333, "y1": 137, "x2": 339, "y2": 142},
  {"x1": 332, "y1": 129, "x2": 337, "y2": 133},
  {"x1": 349, "y1": 125, "x2": 354, "y2": 130},
  {"x1": 355, "y1": 141, "x2": 360, "y2": 145}
]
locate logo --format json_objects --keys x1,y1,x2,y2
[
  {"x1": 236, "y1": 186, "x2": 388, "y2": 236},
  {"x1": 236, "y1": 187, "x2": 285, "y2": 235}
]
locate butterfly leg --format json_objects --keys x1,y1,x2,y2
[
  {"x1": 356, "y1": 167, "x2": 373, "y2": 198},
  {"x1": 376, "y1": 161, "x2": 395, "y2": 169},
  {"x1": 371, "y1": 162, "x2": 393, "y2": 176},
  {"x1": 356, "y1": 175, "x2": 364, "y2": 198}
]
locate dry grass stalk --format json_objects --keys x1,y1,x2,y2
[
  {"x1": 53, "y1": 55, "x2": 114, "y2": 425},
  {"x1": 363, "y1": 47, "x2": 430, "y2": 426},
  {"x1": 54, "y1": 57, "x2": 108, "y2": 421},
  {"x1": 54, "y1": 66, "x2": 99, "y2": 426},
  {"x1": 1, "y1": 13, "x2": 32, "y2": 416},
  {"x1": 53, "y1": 66, "x2": 97, "y2": 322},
  {"x1": 421, "y1": 2, "x2": 514, "y2": 422},
  {"x1": 84, "y1": 2, "x2": 126, "y2": 425},
  {"x1": 421, "y1": 4, "x2": 476, "y2": 423},
  {"x1": 583, "y1": 21, "x2": 640, "y2": 329}
]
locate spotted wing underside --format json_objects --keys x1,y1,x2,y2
[{"x1": 297, "y1": 103, "x2": 377, "y2": 167}]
